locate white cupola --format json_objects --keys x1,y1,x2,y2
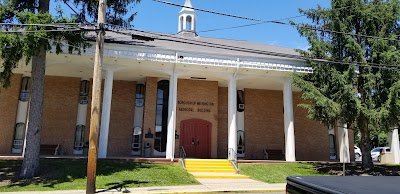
[{"x1": 178, "y1": 0, "x2": 197, "y2": 37}]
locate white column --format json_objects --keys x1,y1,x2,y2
[
  {"x1": 98, "y1": 70, "x2": 114, "y2": 159},
  {"x1": 283, "y1": 78, "x2": 296, "y2": 161},
  {"x1": 338, "y1": 123, "x2": 350, "y2": 163},
  {"x1": 389, "y1": 128, "x2": 400, "y2": 164},
  {"x1": 228, "y1": 75, "x2": 237, "y2": 160},
  {"x1": 191, "y1": 17, "x2": 195, "y2": 31},
  {"x1": 183, "y1": 15, "x2": 187, "y2": 30},
  {"x1": 178, "y1": 17, "x2": 182, "y2": 32},
  {"x1": 166, "y1": 71, "x2": 178, "y2": 160}
]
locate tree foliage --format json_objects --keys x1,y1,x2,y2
[
  {"x1": 64, "y1": 0, "x2": 141, "y2": 28},
  {"x1": 0, "y1": 0, "x2": 140, "y2": 179},
  {"x1": 293, "y1": 0, "x2": 400, "y2": 168}
]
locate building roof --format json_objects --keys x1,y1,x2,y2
[{"x1": 87, "y1": 30, "x2": 302, "y2": 62}]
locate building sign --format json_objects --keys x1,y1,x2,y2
[{"x1": 178, "y1": 101, "x2": 214, "y2": 113}]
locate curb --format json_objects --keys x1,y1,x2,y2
[{"x1": 146, "y1": 188, "x2": 286, "y2": 193}]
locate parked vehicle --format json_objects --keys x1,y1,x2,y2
[
  {"x1": 371, "y1": 147, "x2": 390, "y2": 162},
  {"x1": 354, "y1": 146, "x2": 362, "y2": 161},
  {"x1": 287, "y1": 176, "x2": 400, "y2": 194}
]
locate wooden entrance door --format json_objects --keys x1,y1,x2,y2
[{"x1": 180, "y1": 119, "x2": 211, "y2": 159}]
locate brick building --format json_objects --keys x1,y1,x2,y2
[{"x1": 0, "y1": 0, "x2": 354, "y2": 162}]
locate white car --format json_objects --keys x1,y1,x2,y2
[
  {"x1": 354, "y1": 146, "x2": 362, "y2": 161},
  {"x1": 371, "y1": 147, "x2": 390, "y2": 162}
]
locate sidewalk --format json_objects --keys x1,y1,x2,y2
[{"x1": 2, "y1": 180, "x2": 286, "y2": 194}]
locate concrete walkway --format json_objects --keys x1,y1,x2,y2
[{"x1": 3, "y1": 180, "x2": 286, "y2": 194}]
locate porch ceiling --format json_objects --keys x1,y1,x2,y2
[{"x1": 11, "y1": 53, "x2": 300, "y2": 91}]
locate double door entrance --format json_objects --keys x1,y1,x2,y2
[{"x1": 180, "y1": 119, "x2": 211, "y2": 159}]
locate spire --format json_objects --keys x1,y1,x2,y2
[
  {"x1": 180, "y1": 0, "x2": 194, "y2": 12},
  {"x1": 177, "y1": 0, "x2": 197, "y2": 37}
]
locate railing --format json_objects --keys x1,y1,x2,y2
[
  {"x1": 228, "y1": 148, "x2": 239, "y2": 173},
  {"x1": 179, "y1": 146, "x2": 187, "y2": 170}
]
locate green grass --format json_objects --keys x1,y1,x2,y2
[
  {"x1": 239, "y1": 163, "x2": 330, "y2": 183},
  {"x1": 0, "y1": 159, "x2": 198, "y2": 192}
]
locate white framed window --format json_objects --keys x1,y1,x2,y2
[
  {"x1": 237, "y1": 129, "x2": 245, "y2": 155},
  {"x1": 79, "y1": 80, "x2": 89, "y2": 104},
  {"x1": 74, "y1": 125, "x2": 85, "y2": 151},
  {"x1": 154, "y1": 80, "x2": 169, "y2": 153},
  {"x1": 19, "y1": 77, "x2": 30, "y2": 102},
  {"x1": 12, "y1": 123, "x2": 25, "y2": 149}
]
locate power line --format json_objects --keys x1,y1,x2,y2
[
  {"x1": 153, "y1": 0, "x2": 400, "y2": 42},
  {"x1": 198, "y1": 15, "x2": 304, "y2": 33},
  {"x1": 0, "y1": 23, "x2": 81, "y2": 27},
  {"x1": 0, "y1": 28, "x2": 82, "y2": 33},
  {"x1": 111, "y1": 28, "x2": 400, "y2": 71},
  {"x1": 198, "y1": 6, "x2": 356, "y2": 33}
]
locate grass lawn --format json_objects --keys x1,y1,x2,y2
[
  {"x1": 239, "y1": 163, "x2": 329, "y2": 183},
  {"x1": 239, "y1": 162, "x2": 400, "y2": 183},
  {"x1": 0, "y1": 159, "x2": 198, "y2": 192}
]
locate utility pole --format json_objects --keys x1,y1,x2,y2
[{"x1": 86, "y1": 0, "x2": 107, "y2": 193}]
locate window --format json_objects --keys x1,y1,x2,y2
[
  {"x1": 132, "y1": 83, "x2": 146, "y2": 154},
  {"x1": 154, "y1": 80, "x2": 169, "y2": 152},
  {"x1": 74, "y1": 125, "x2": 85, "y2": 151},
  {"x1": 12, "y1": 123, "x2": 25, "y2": 149},
  {"x1": 237, "y1": 90, "x2": 244, "y2": 112},
  {"x1": 186, "y1": 16, "x2": 192, "y2": 31},
  {"x1": 329, "y1": 134, "x2": 336, "y2": 157},
  {"x1": 132, "y1": 127, "x2": 142, "y2": 152},
  {"x1": 371, "y1": 148, "x2": 381, "y2": 152},
  {"x1": 135, "y1": 84, "x2": 145, "y2": 107},
  {"x1": 19, "y1": 77, "x2": 30, "y2": 102},
  {"x1": 237, "y1": 129, "x2": 245, "y2": 154},
  {"x1": 79, "y1": 80, "x2": 90, "y2": 104},
  {"x1": 180, "y1": 16, "x2": 184, "y2": 31}
]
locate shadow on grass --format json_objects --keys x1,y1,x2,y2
[
  {"x1": 0, "y1": 159, "x2": 154, "y2": 190},
  {"x1": 310, "y1": 162, "x2": 400, "y2": 176}
]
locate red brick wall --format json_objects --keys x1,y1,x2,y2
[
  {"x1": 41, "y1": 76, "x2": 80, "y2": 155},
  {"x1": 175, "y1": 79, "x2": 219, "y2": 158},
  {"x1": 293, "y1": 92, "x2": 329, "y2": 161},
  {"x1": 0, "y1": 74, "x2": 22, "y2": 154},
  {"x1": 142, "y1": 77, "x2": 158, "y2": 156},
  {"x1": 217, "y1": 87, "x2": 228, "y2": 158},
  {"x1": 107, "y1": 80, "x2": 136, "y2": 157},
  {"x1": 245, "y1": 89, "x2": 285, "y2": 159}
]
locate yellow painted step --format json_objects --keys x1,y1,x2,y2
[
  {"x1": 186, "y1": 165, "x2": 234, "y2": 169},
  {"x1": 194, "y1": 175, "x2": 249, "y2": 179},
  {"x1": 185, "y1": 160, "x2": 231, "y2": 164},
  {"x1": 188, "y1": 169, "x2": 236, "y2": 173},
  {"x1": 191, "y1": 173, "x2": 249, "y2": 179}
]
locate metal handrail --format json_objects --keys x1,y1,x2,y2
[
  {"x1": 179, "y1": 146, "x2": 187, "y2": 170},
  {"x1": 228, "y1": 148, "x2": 239, "y2": 172}
]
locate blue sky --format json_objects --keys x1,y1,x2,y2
[{"x1": 51, "y1": 0, "x2": 331, "y2": 49}]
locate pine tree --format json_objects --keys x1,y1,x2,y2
[
  {"x1": 293, "y1": 0, "x2": 400, "y2": 169},
  {"x1": 0, "y1": 0, "x2": 140, "y2": 179}
]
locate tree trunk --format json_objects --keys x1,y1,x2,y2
[
  {"x1": 19, "y1": 48, "x2": 46, "y2": 179},
  {"x1": 360, "y1": 115, "x2": 374, "y2": 169},
  {"x1": 19, "y1": 0, "x2": 49, "y2": 179}
]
